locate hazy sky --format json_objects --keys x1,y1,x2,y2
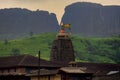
[{"x1": 0, "y1": 0, "x2": 120, "y2": 23}]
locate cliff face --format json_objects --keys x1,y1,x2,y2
[
  {"x1": 0, "y1": 3, "x2": 120, "y2": 38},
  {"x1": 62, "y1": 2, "x2": 120, "y2": 37},
  {"x1": 0, "y1": 8, "x2": 59, "y2": 39}
]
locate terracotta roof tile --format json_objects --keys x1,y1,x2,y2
[{"x1": 0, "y1": 55, "x2": 64, "y2": 68}]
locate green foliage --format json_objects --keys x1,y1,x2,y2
[
  {"x1": 29, "y1": 31, "x2": 34, "y2": 38},
  {"x1": 0, "y1": 33, "x2": 119, "y2": 63},
  {"x1": 11, "y1": 48, "x2": 21, "y2": 56},
  {"x1": 4, "y1": 38, "x2": 9, "y2": 45},
  {"x1": 72, "y1": 36, "x2": 120, "y2": 63},
  {"x1": 0, "y1": 33, "x2": 56, "y2": 60}
]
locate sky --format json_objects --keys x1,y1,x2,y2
[{"x1": 0, "y1": 0, "x2": 120, "y2": 23}]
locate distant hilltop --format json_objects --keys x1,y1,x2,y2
[
  {"x1": 62, "y1": 2, "x2": 120, "y2": 37},
  {"x1": 0, "y1": 8, "x2": 59, "y2": 39},
  {"x1": 0, "y1": 2, "x2": 120, "y2": 39}
]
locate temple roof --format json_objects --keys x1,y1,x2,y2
[
  {"x1": 76, "y1": 62, "x2": 120, "y2": 76},
  {"x1": 60, "y1": 67, "x2": 86, "y2": 74},
  {"x1": 0, "y1": 55, "x2": 120, "y2": 76},
  {"x1": 0, "y1": 55, "x2": 65, "y2": 68}
]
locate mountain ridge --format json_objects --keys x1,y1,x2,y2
[
  {"x1": 62, "y1": 2, "x2": 120, "y2": 37},
  {"x1": 0, "y1": 2, "x2": 120, "y2": 39},
  {"x1": 0, "y1": 8, "x2": 59, "y2": 40}
]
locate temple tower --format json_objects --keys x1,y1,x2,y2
[{"x1": 50, "y1": 28, "x2": 75, "y2": 63}]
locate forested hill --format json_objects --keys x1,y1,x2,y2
[{"x1": 0, "y1": 33, "x2": 120, "y2": 63}]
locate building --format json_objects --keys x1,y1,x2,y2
[
  {"x1": 0, "y1": 55, "x2": 63, "y2": 80},
  {"x1": 0, "y1": 55, "x2": 119, "y2": 80},
  {"x1": 50, "y1": 28, "x2": 75, "y2": 63}
]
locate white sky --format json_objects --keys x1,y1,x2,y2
[{"x1": 0, "y1": 0, "x2": 120, "y2": 23}]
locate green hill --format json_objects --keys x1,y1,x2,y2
[{"x1": 0, "y1": 33, "x2": 120, "y2": 63}]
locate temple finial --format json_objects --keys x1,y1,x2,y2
[{"x1": 58, "y1": 22, "x2": 72, "y2": 36}]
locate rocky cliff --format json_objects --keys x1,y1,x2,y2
[
  {"x1": 0, "y1": 8, "x2": 59, "y2": 39},
  {"x1": 62, "y1": 2, "x2": 120, "y2": 37}
]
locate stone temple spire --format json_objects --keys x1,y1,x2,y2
[{"x1": 50, "y1": 24, "x2": 75, "y2": 63}]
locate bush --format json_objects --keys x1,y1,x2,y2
[{"x1": 11, "y1": 48, "x2": 21, "y2": 56}]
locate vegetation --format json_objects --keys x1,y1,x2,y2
[
  {"x1": 0, "y1": 33, "x2": 120, "y2": 63},
  {"x1": 72, "y1": 36, "x2": 120, "y2": 63},
  {"x1": 11, "y1": 48, "x2": 21, "y2": 56}
]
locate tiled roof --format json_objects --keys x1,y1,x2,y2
[
  {"x1": 60, "y1": 67, "x2": 85, "y2": 73},
  {"x1": 76, "y1": 62, "x2": 120, "y2": 76},
  {"x1": 0, "y1": 55, "x2": 64, "y2": 68},
  {"x1": 77, "y1": 62, "x2": 120, "y2": 71},
  {"x1": 0, "y1": 55, "x2": 120, "y2": 76}
]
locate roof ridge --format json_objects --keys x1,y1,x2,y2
[{"x1": 18, "y1": 55, "x2": 28, "y2": 66}]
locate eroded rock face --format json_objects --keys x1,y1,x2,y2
[
  {"x1": 0, "y1": 8, "x2": 59, "y2": 39},
  {"x1": 62, "y1": 2, "x2": 120, "y2": 37}
]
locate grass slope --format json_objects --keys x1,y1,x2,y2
[
  {"x1": 0, "y1": 33, "x2": 56, "y2": 60},
  {"x1": 0, "y1": 33, "x2": 120, "y2": 63}
]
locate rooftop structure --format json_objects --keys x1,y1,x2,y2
[{"x1": 50, "y1": 25, "x2": 75, "y2": 63}]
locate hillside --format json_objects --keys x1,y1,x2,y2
[
  {"x1": 0, "y1": 33, "x2": 120, "y2": 63},
  {"x1": 62, "y1": 2, "x2": 120, "y2": 37}
]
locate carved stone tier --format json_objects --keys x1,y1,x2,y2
[{"x1": 50, "y1": 29, "x2": 75, "y2": 63}]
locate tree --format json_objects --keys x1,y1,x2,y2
[
  {"x1": 4, "y1": 38, "x2": 9, "y2": 45},
  {"x1": 29, "y1": 31, "x2": 34, "y2": 37},
  {"x1": 11, "y1": 48, "x2": 21, "y2": 56}
]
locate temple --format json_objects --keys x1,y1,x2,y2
[{"x1": 50, "y1": 28, "x2": 75, "y2": 63}]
